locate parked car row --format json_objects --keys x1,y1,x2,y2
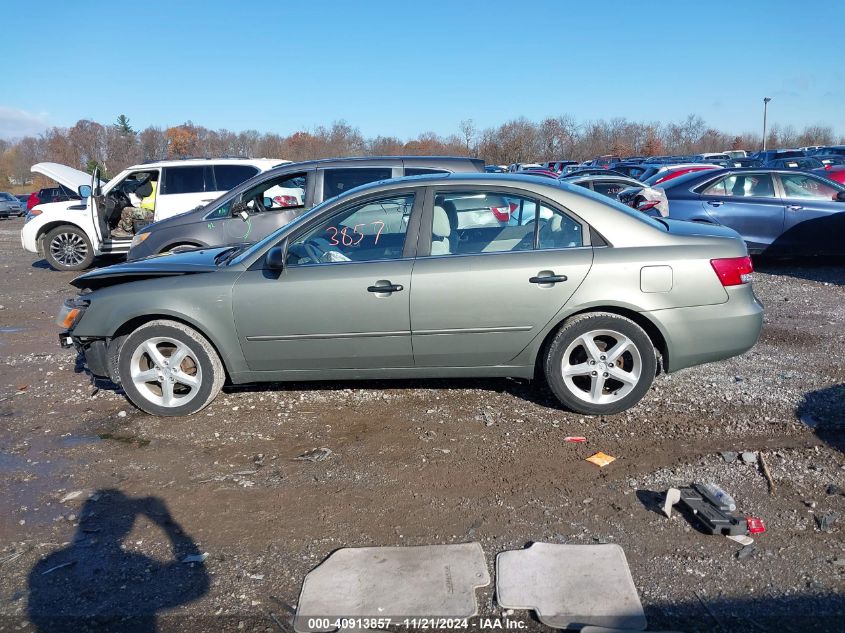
[
  {"x1": 22, "y1": 156, "x2": 484, "y2": 270},
  {"x1": 21, "y1": 149, "x2": 845, "y2": 274},
  {"x1": 0, "y1": 192, "x2": 25, "y2": 218}
]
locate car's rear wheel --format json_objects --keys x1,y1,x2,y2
[
  {"x1": 544, "y1": 313, "x2": 656, "y2": 415},
  {"x1": 42, "y1": 226, "x2": 94, "y2": 271},
  {"x1": 117, "y1": 320, "x2": 225, "y2": 416}
]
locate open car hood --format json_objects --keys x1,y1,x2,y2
[
  {"x1": 31, "y1": 162, "x2": 104, "y2": 192},
  {"x1": 70, "y1": 246, "x2": 230, "y2": 290}
]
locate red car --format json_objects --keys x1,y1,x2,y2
[{"x1": 821, "y1": 166, "x2": 845, "y2": 185}]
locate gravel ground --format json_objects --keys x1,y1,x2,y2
[{"x1": 0, "y1": 217, "x2": 843, "y2": 633}]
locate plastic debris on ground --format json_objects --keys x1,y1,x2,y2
[{"x1": 585, "y1": 452, "x2": 616, "y2": 467}]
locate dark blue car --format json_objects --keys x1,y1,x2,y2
[{"x1": 662, "y1": 168, "x2": 845, "y2": 255}]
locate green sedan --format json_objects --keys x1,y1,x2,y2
[{"x1": 57, "y1": 173, "x2": 763, "y2": 417}]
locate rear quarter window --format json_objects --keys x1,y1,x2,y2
[
  {"x1": 214, "y1": 165, "x2": 259, "y2": 190},
  {"x1": 322, "y1": 167, "x2": 392, "y2": 200}
]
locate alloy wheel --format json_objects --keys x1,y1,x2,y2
[
  {"x1": 560, "y1": 328, "x2": 642, "y2": 405},
  {"x1": 129, "y1": 337, "x2": 203, "y2": 408},
  {"x1": 50, "y1": 232, "x2": 89, "y2": 267}
]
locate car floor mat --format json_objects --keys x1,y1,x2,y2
[
  {"x1": 294, "y1": 543, "x2": 490, "y2": 632},
  {"x1": 496, "y1": 542, "x2": 646, "y2": 631}
]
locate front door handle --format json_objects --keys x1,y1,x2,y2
[
  {"x1": 529, "y1": 273, "x2": 568, "y2": 284},
  {"x1": 707, "y1": 200, "x2": 724, "y2": 207},
  {"x1": 367, "y1": 281, "x2": 404, "y2": 293},
  {"x1": 787, "y1": 204, "x2": 803, "y2": 211}
]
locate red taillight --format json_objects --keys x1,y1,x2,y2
[{"x1": 711, "y1": 256, "x2": 753, "y2": 286}]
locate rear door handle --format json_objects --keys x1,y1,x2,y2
[
  {"x1": 787, "y1": 204, "x2": 803, "y2": 211},
  {"x1": 367, "y1": 281, "x2": 404, "y2": 293},
  {"x1": 529, "y1": 274, "x2": 568, "y2": 284},
  {"x1": 707, "y1": 200, "x2": 724, "y2": 207}
]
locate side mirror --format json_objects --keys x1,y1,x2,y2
[
  {"x1": 263, "y1": 197, "x2": 274, "y2": 209},
  {"x1": 266, "y1": 246, "x2": 285, "y2": 271},
  {"x1": 836, "y1": 191, "x2": 845, "y2": 202},
  {"x1": 231, "y1": 201, "x2": 250, "y2": 221},
  {"x1": 78, "y1": 185, "x2": 92, "y2": 198}
]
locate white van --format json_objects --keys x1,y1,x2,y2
[{"x1": 21, "y1": 158, "x2": 284, "y2": 270}]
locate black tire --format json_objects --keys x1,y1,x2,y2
[
  {"x1": 117, "y1": 320, "x2": 225, "y2": 417},
  {"x1": 42, "y1": 225, "x2": 94, "y2": 271},
  {"x1": 544, "y1": 312, "x2": 656, "y2": 415}
]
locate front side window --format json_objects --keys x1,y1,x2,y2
[
  {"x1": 701, "y1": 173, "x2": 775, "y2": 198},
  {"x1": 780, "y1": 174, "x2": 840, "y2": 200},
  {"x1": 204, "y1": 171, "x2": 307, "y2": 220},
  {"x1": 286, "y1": 194, "x2": 414, "y2": 266},
  {"x1": 322, "y1": 168, "x2": 392, "y2": 200},
  {"x1": 428, "y1": 191, "x2": 581, "y2": 256}
]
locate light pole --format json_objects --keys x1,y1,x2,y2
[{"x1": 762, "y1": 97, "x2": 772, "y2": 151}]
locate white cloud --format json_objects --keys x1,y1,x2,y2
[{"x1": 0, "y1": 106, "x2": 50, "y2": 139}]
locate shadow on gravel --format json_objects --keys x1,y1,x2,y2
[
  {"x1": 27, "y1": 489, "x2": 209, "y2": 633},
  {"x1": 29, "y1": 259, "x2": 52, "y2": 270},
  {"x1": 754, "y1": 254, "x2": 845, "y2": 286},
  {"x1": 797, "y1": 383, "x2": 845, "y2": 453},
  {"x1": 223, "y1": 376, "x2": 564, "y2": 410},
  {"x1": 646, "y1": 593, "x2": 845, "y2": 633}
]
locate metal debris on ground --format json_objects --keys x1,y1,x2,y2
[
  {"x1": 59, "y1": 490, "x2": 86, "y2": 503},
  {"x1": 736, "y1": 544, "x2": 756, "y2": 559},
  {"x1": 663, "y1": 484, "x2": 749, "y2": 536},
  {"x1": 41, "y1": 561, "x2": 76, "y2": 575},
  {"x1": 294, "y1": 448, "x2": 333, "y2": 462},
  {"x1": 585, "y1": 452, "x2": 616, "y2": 467},
  {"x1": 181, "y1": 553, "x2": 208, "y2": 564}
]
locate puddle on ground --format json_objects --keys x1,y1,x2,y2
[{"x1": 97, "y1": 432, "x2": 150, "y2": 448}]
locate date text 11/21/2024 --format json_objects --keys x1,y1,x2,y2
[{"x1": 303, "y1": 618, "x2": 527, "y2": 629}]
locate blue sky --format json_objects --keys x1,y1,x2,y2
[{"x1": 1, "y1": 0, "x2": 843, "y2": 139}]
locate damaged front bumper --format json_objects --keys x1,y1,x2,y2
[{"x1": 58, "y1": 332, "x2": 113, "y2": 380}]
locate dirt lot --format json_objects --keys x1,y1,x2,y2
[{"x1": 0, "y1": 216, "x2": 843, "y2": 632}]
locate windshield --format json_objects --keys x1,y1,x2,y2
[
  {"x1": 0, "y1": 192, "x2": 15, "y2": 201},
  {"x1": 227, "y1": 196, "x2": 336, "y2": 266}
]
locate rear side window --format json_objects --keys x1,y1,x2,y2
[
  {"x1": 702, "y1": 173, "x2": 775, "y2": 198},
  {"x1": 404, "y1": 168, "x2": 449, "y2": 177},
  {"x1": 323, "y1": 168, "x2": 392, "y2": 200},
  {"x1": 780, "y1": 174, "x2": 840, "y2": 200},
  {"x1": 427, "y1": 191, "x2": 583, "y2": 257},
  {"x1": 214, "y1": 165, "x2": 259, "y2": 190},
  {"x1": 162, "y1": 166, "x2": 207, "y2": 195}
]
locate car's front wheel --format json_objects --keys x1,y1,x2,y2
[
  {"x1": 42, "y1": 225, "x2": 94, "y2": 271},
  {"x1": 544, "y1": 312, "x2": 656, "y2": 415},
  {"x1": 117, "y1": 320, "x2": 225, "y2": 416}
]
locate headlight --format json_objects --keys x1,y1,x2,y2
[
  {"x1": 25, "y1": 209, "x2": 42, "y2": 223},
  {"x1": 131, "y1": 232, "x2": 150, "y2": 248},
  {"x1": 56, "y1": 298, "x2": 89, "y2": 330}
]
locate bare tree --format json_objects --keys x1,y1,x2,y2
[{"x1": 458, "y1": 119, "x2": 476, "y2": 155}]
